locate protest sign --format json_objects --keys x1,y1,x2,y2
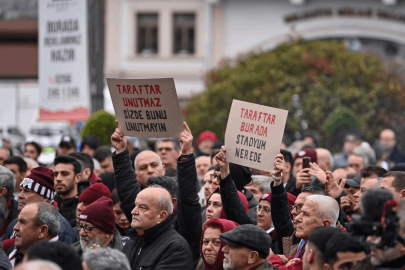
[
  {"x1": 225, "y1": 100, "x2": 288, "y2": 172},
  {"x1": 106, "y1": 78, "x2": 184, "y2": 138}
]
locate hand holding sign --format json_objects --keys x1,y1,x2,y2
[
  {"x1": 106, "y1": 78, "x2": 184, "y2": 138},
  {"x1": 215, "y1": 146, "x2": 230, "y2": 179},
  {"x1": 273, "y1": 154, "x2": 285, "y2": 178},
  {"x1": 180, "y1": 122, "x2": 193, "y2": 155},
  {"x1": 111, "y1": 119, "x2": 127, "y2": 154},
  {"x1": 225, "y1": 100, "x2": 288, "y2": 172}
]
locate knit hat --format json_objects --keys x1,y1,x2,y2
[
  {"x1": 79, "y1": 183, "x2": 111, "y2": 205},
  {"x1": 20, "y1": 167, "x2": 55, "y2": 200},
  {"x1": 198, "y1": 131, "x2": 217, "y2": 145},
  {"x1": 260, "y1": 192, "x2": 296, "y2": 208},
  {"x1": 79, "y1": 196, "x2": 115, "y2": 234},
  {"x1": 294, "y1": 148, "x2": 317, "y2": 164}
]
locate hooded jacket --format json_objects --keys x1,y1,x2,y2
[
  {"x1": 123, "y1": 216, "x2": 193, "y2": 270},
  {"x1": 200, "y1": 218, "x2": 238, "y2": 270}
]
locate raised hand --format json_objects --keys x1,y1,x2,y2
[
  {"x1": 273, "y1": 153, "x2": 285, "y2": 177},
  {"x1": 325, "y1": 171, "x2": 345, "y2": 199},
  {"x1": 308, "y1": 162, "x2": 327, "y2": 184},
  {"x1": 214, "y1": 146, "x2": 230, "y2": 178},
  {"x1": 111, "y1": 119, "x2": 127, "y2": 154},
  {"x1": 296, "y1": 168, "x2": 311, "y2": 190},
  {"x1": 180, "y1": 122, "x2": 193, "y2": 155}
]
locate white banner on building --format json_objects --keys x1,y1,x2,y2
[{"x1": 38, "y1": 0, "x2": 89, "y2": 124}]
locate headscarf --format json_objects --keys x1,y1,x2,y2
[
  {"x1": 200, "y1": 218, "x2": 239, "y2": 270},
  {"x1": 206, "y1": 187, "x2": 249, "y2": 219}
]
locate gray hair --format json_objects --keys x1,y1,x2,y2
[
  {"x1": 250, "y1": 175, "x2": 272, "y2": 194},
  {"x1": 306, "y1": 195, "x2": 339, "y2": 226},
  {"x1": 155, "y1": 138, "x2": 180, "y2": 151},
  {"x1": 34, "y1": 202, "x2": 60, "y2": 237},
  {"x1": 0, "y1": 165, "x2": 16, "y2": 199},
  {"x1": 349, "y1": 153, "x2": 369, "y2": 166},
  {"x1": 18, "y1": 260, "x2": 62, "y2": 270},
  {"x1": 83, "y1": 247, "x2": 131, "y2": 270},
  {"x1": 147, "y1": 185, "x2": 174, "y2": 215},
  {"x1": 353, "y1": 142, "x2": 376, "y2": 165}
]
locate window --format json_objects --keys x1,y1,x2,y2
[
  {"x1": 137, "y1": 14, "x2": 158, "y2": 55},
  {"x1": 173, "y1": 14, "x2": 195, "y2": 55}
]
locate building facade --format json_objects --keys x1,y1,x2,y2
[{"x1": 104, "y1": 0, "x2": 405, "y2": 113}]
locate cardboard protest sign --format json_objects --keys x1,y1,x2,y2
[
  {"x1": 106, "y1": 78, "x2": 184, "y2": 138},
  {"x1": 225, "y1": 100, "x2": 288, "y2": 172}
]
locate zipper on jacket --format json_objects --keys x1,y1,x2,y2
[{"x1": 138, "y1": 246, "x2": 142, "y2": 255}]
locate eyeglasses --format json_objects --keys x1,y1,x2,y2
[
  {"x1": 290, "y1": 204, "x2": 303, "y2": 214},
  {"x1": 158, "y1": 147, "x2": 174, "y2": 152},
  {"x1": 255, "y1": 205, "x2": 271, "y2": 214},
  {"x1": 77, "y1": 223, "x2": 97, "y2": 233},
  {"x1": 210, "y1": 174, "x2": 219, "y2": 181}
]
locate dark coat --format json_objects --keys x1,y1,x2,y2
[
  {"x1": 2, "y1": 213, "x2": 76, "y2": 244},
  {"x1": 54, "y1": 194, "x2": 79, "y2": 228},
  {"x1": 175, "y1": 154, "x2": 202, "y2": 262},
  {"x1": 284, "y1": 175, "x2": 297, "y2": 195},
  {"x1": 123, "y1": 216, "x2": 193, "y2": 270},
  {"x1": 112, "y1": 148, "x2": 202, "y2": 262},
  {"x1": 112, "y1": 148, "x2": 141, "y2": 223},
  {"x1": 270, "y1": 182, "x2": 300, "y2": 255},
  {"x1": 219, "y1": 175, "x2": 278, "y2": 252}
]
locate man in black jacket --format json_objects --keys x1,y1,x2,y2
[
  {"x1": 124, "y1": 186, "x2": 193, "y2": 269},
  {"x1": 53, "y1": 155, "x2": 82, "y2": 227},
  {"x1": 111, "y1": 121, "x2": 202, "y2": 263}
]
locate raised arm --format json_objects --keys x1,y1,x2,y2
[
  {"x1": 176, "y1": 122, "x2": 202, "y2": 262},
  {"x1": 111, "y1": 120, "x2": 141, "y2": 222},
  {"x1": 216, "y1": 146, "x2": 256, "y2": 225}
]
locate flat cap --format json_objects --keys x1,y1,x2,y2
[{"x1": 219, "y1": 224, "x2": 272, "y2": 259}]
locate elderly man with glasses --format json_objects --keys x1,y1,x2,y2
[{"x1": 72, "y1": 197, "x2": 122, "y2": 258}]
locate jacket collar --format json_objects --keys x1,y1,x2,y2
[{"x1": 131, "y1": 216, "x2": 173, "y2": 242}]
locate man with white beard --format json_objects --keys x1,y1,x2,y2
[
  {"x1": 72, "y1": 197, "x2": 122, "y2": 257},
  {"x1": 219, "y1": 224, "x2": 276, "y2": 270}
]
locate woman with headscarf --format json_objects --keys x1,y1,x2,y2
[
  {"x1": 205, "y1": 187, "x2": 249, "y2": 221},
  {"x1": 199, "y1": 218, "x2": 239, "y2": 270}
]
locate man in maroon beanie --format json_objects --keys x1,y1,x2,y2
[
  {"x1": 72, "y1": 196, "x2": 122, "y2": 257},
  {"x1": 1, "y1": 167, "x2": 76, "y2": 247},
  {"x1": 73, "y1": 183, "x2": 111, "y2": 241}
]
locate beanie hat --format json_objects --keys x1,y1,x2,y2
[
  {"x1": 198, "y1": 131, "x2": 217, "y2": 145},
  {"x1": 294, "y1": 148, "x2": 317, "y2": 164},
  {"x1": 79, "y1": 183, "x2": 111, "y2": 205},
  {"x1": 79, "y1": 196, "x2": 115, "y2": 234},
  {"x1": 20, "y1": 167, "x2": 55, "y2": 200},
  {"x1": 260, "y1": 192, "x2": 296, "y2": 208}
]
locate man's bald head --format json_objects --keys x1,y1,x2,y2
[
  {"x1": 134, "y1": 151, "x2": 165, "y2": 187},
  {"x1": 131, "y1": 186, "x2": 173, "y2": 234},
  {"x1": 196, "y1": 156, "x2": 211, "y2": 179},
  {"x1": 15, "y1": 260, "x2": 62, "y2": 270},
  {"x1": 380, "y1": 129, "x2": 396, "y2": 149},
  {"x1": 316, "y1": 148, "x2": 333, "y2": 171}
]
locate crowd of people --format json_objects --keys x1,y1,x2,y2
[{"x1": 0, "y1": 122, "x2": 403, "y2": 270}]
